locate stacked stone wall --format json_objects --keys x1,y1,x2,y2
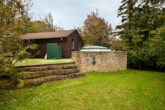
[{"x1": 72, "y1": 51, "x2": 127, "y2": 72}]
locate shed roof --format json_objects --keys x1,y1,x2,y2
[{"x1": 22, "y1": 30, "x2": 76, "y2": 40}]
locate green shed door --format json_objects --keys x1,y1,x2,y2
[{"x1": 46, "y1": 43, "x2": 62, "y2": 59}]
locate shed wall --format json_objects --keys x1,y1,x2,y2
[
  {"x1": 30, "y1": 38, "x2": 69, "y2": 58},
  {"x1": 29, "y1": 31, "x2": 83, "y2": 58}
]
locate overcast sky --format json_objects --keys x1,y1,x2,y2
[{"x1": 30, "y1": 0, "x2": 122, "y2": 30}]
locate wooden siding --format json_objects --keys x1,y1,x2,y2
[{"x1": 29, "y1": 30, "x2": 83, "y2": 58}]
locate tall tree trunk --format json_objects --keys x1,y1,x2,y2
[{"x1": 139, "y1": 61, "x2": 142, "y2": 70}]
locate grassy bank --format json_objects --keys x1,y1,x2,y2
[
  {"x1": 15, "y1": 58, "x2": 73, "y2": 66},
  {"x1": 0, "y1": 70, "x2": 165, "y2": 110}
]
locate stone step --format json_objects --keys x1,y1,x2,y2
[
  {"x1": 0, "y1": 79, "x2": 17, "y2": 89},
  {"x1": 24, "y1": 72, "x2": 85, "y2": 87},
  {"x1": 19, "y1": 68, "x2": 79, "y2": 79},
  {"x1": 16, "y1": 63, "x2": 77, "y2": 72}
]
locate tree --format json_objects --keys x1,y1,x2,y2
[
  {"x1": 0, "y1": 0, "x2": 37, "y2": 81},
  {"x1": 148, "y1": 25, "x2": 165, "y2": 70},
  {"x1": 117, "y1": 0, "x2": 165, "y2": 43},
  {"x1": 43, "y1": 13, "x2": 55, "y2": 31},
  {"x1": 27, "y1": 13, "x2": 63, "y2": 33},
  {"x1": 81, "y1": 10, "x2": 112, "y2": 46},
  {"x1": 117, "y1": 0, "x2": 165, "y2": 70},
  {"x1": 110, "y1": 37, "x2": 126, "y2": 51},
  {"x1": 117, "y1": 0, "x2": 137, "y2": 42},
  {"x1": 27, "y1": 20, "x2": 51, "y2": 33},
  {"x1": 155, "y1": 25, "x2": 165, "y2": 69}
]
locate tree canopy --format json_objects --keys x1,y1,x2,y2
[
  {"x1": 116, "y1": 0, "x2": 165, "y2": 70},
  {"x1": 27, "y1": 13, "x2": 63, "y2": 33},
  {"x1": 79, "y1": 10, "x2": 112, "y2": 47},
  {"x1": 0, "y1": 0, "x2": 37, "y2": 81}
]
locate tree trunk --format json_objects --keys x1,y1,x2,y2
[{"x1": 139, "y1": 61, "x2": 142, "y2": 70}]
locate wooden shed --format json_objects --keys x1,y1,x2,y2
[{"x1": 22, "y1": 30, "x2": 83, "y2": 58}]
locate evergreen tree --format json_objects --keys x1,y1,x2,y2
[
  {"x1": 117, "y1": 0, "x2": 165, "y2": 70},
  {"x1": 117, "y1": 0, "x2": 137, "y2": 42},
  {"x1": 148, "y1": 25, "x2": 165, "y2": 70}
]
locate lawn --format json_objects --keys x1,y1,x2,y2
[
  {"x1": 0, "y1": 70, "x2": 165, "y2": 110},
  {"x1": 15, "y1": 58, "x2": 73, "y2": 66}
]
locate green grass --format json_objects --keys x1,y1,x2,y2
[
  {"x1": 0, "y1": 70, "x2": 165, "y2": 110},
  {"x1": 15, "y1": 58, "x2": 73, "y2": 66}
]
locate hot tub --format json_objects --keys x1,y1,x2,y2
[{"x1": 80, "y1": 46, "x2": 111, "y2": 52}]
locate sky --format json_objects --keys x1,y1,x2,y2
[{"x1": 30, "y1": 0, "x2": 122, "y2": 30}]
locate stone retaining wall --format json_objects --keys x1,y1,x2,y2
[
  {"x1": 72, "y1": 51, "x2": 127, "y2": 72},
  {"x1": 0, "y1": 62, "x2": 84, "y2": 89}
]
